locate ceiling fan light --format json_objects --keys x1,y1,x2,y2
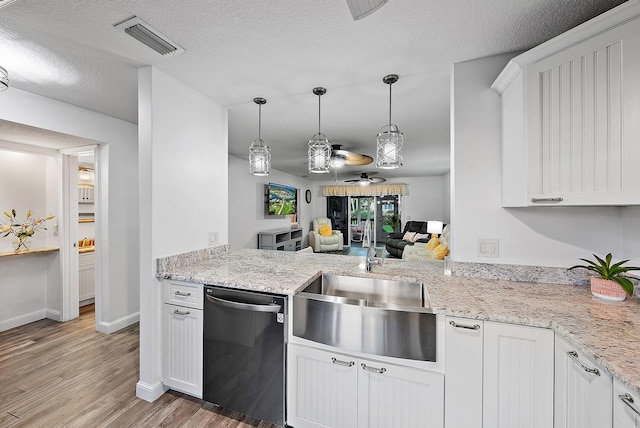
[
  {"x1": 308, "y1": 133, "x2": 331, "y2": 173},
  {"x1": 376, "y1": 124, "x2": 403, "y2": 169},
  {"x1": 0, "y1": 66, "x2": 8, "y2": 92},
  {"x1": 249, "y1": 97, "x2": 270, "y2": 176}
]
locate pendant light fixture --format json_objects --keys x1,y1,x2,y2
[
  {"x1": 308, "y1": 87, "x2": 331, "y2": 173},
  {"x1": 376, "y1": 74, "x2": 403, "y2": 169},
  {"x1": 0, "y1": 66, "x2": 8, "y2": 92},
  {"x1": 249, "y1": 97, "x2": 270, "y2": 176}
]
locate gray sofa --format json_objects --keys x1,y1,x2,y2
[{"x1": 385, "y1": 221, "x2": 431, "y2": 258}]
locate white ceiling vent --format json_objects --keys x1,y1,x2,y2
[
  {"x1": 114, "y1": 16, "x2": 185, "y2": 56},
  {"x1": 0, "y1": 0, "x2": 20, "y2": 11}
]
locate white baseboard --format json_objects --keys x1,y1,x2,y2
[
  {"x1": 0, "y1": 309, "x2": 46, "y2": 332},
  {"x1": 136, "y1": 380, "x2": 168, "y2": 402},
  {"x1": 46, "y1": 308, "x2": 62, "y2": 321},
  {"x1": 97, "y1": 311, "x2": 140, "y2": 334}
]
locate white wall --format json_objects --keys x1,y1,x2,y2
[
  {"x1": 441, "y1": 171, "x2": 450, "y2": 223},
  {"x1": 137, "y1": 67, "x2": 228, "y2": 401},
  {"x1": 0, "y1": 87, "x2": 139, "y2": 331},
  {"x1": 228, "y1": 155, "x2": 315, "y2": 249},
  {"x1": 451, "y1": 54, "x2": 639, "y2": 267}
]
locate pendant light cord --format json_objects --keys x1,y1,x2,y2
[
  {"x1": 258, "y1": 104, "x2": 262, "y2": 141},
  {"x1": 318, "y1": 93, "x2": 322, "y2": 134},
  {"x1": 388, "y1": 82, "x2": 392, "y2": 126}
]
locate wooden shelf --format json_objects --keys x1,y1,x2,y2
[
  {"x1": 0, "y1": 247, "x2": 60, "y2": 258},
  {"x1": 79, "y1": 219, "x2": 95, "y2": 223}
]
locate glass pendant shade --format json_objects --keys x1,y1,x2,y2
[
  {"x1": 376, "y1": 74, "x2": 403, "y2": 169},
  {"x1": 249, "y1": 97, "x2": 270, "y2": 176},
  {"x1": 308, "y1": 133, "x2": 331, "y2": 173},
  {"x1": 377, "y1": 124, "x2": 403, "y2": 169},
  {"x1": 308, "y1": 87, "x2": 331, "y2": 174},
  {"x1": 0, "y1": 66, "x2": 8, "y2": 92}
]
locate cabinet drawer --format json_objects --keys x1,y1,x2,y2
[
  {"x1": 163, "y1": 281, "x2": 203, "y2": 309},
  {"x1": 614, "y1": 379, "x2": 640, "y2": 427}
]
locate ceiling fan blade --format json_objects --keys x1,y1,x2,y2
[
  {"x1": 344, "y1": 179, "x2": 360, "y2": 183},
  {"x1": 369, "y1": 177, "x2": 386, "y2": 183},
  {"x1": 331, "y1": 146, "x2": 374, "y2": 166}
]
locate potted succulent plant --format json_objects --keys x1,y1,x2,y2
[{"x1": 569, "y1": 253, "x2": 640, "y2": 301}]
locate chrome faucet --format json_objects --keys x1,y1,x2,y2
[{"x1": 365, "y1": 232, "x2": 382, "y2": 272}]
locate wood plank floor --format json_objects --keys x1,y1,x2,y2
[{"x1": 0, "y1": 305, "x2": 280, "y2": 427}]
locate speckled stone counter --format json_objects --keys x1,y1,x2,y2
[{"x1": 157, "y1": 248, "x2": 640, "y2": 396}]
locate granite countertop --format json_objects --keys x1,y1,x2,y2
[{"x1": 158, "y1": 248, "x2": 640, "y2": 395}]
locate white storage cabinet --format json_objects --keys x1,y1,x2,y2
[
  {"x1": 78, "y1": 252, "x2": 95, "y2": 302},
  {"x1": 162, "y1": 280, "x2": 204, "y2": 398},
  {"x1": 288, "y1": 343, "x2": 444, "y2": 428},
  {"x1": 555, "y1": 334, "x2": 612, "y2": 428},
  {"x1": 614, "y1": 379, "x2": 640, "y2": 428},
  {"x1": 444, "y1": 316, "x2": 483, "y2": 428},
  {"x1": 483, "y1": 321, "x2": 555, "y2": 428},
  {"x1": 492, "y1": 2, "x2": 640, "y2": 206}
]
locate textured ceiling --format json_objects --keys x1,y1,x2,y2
[{"x1": 0, "y1": 0, "x2": 627, "y2": 180}]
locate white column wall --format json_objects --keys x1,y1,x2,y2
[
  {"x1": 228, "y1": 155, "x2": 314, "y2": 250},
  {"x1": 137, "y1": 67, "x2": 228, "y2": 402},
  {"x1": 451, "y1": 54, "x2": 637, "y2": 267}
]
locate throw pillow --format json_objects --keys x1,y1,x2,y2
[
  {"x1": 425, "y1": 235, "x2": 440, "y2": 250},
  {"x1": 429, "y1": 243, "x2": 450, "y2": 260},
  {"x1": 318, "y1": 225, "x2": 332, "y2": 236},
  {"x1": 413, "y1": 233, "x2": 430, "y2": 242},
  {"x1": 402, "y1": 231, "x2": 417, "y2": 242}
]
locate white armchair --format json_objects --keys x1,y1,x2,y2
[{"x1": 309, "y1": 217, "x2": 344, "y2": 253}]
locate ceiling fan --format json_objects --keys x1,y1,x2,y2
[
  {"x1": 331, "y1": 144, "x2": 373, "y2": 167},
  {"x1": 345, "y1": 172, "x2": 386, "y2": 185}
]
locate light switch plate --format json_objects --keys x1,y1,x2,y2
[
  {"x1": 477, "y1": 239, "x2": 499, "y2": 258},
  {"x1": 208, "y1": 231, "x2": 219, "y2": 246}
]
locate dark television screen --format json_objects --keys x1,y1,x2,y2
[{"x1": 268, "y1": 183, "x2": 297, "y2": 215}]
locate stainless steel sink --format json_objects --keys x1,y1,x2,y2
[{"x1": 293, "y1": 274, "x2": 437, "y2": 361}]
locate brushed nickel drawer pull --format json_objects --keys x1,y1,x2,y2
[
  {"x1": 449, "y1": 320, "x2": 481, "y2": 330},
  {"x1": 567, "y1": 351, "x2": 600, "y2": 376},
  {"x1": 173, "y1": 309, "x2": 190, "y2": 316},
  {"x1": 361, "y1": 363, "x2": 386, "y2": 374},
  {"x1": 174, "y1": 290, "x2": 192, "y2": 297},
  {"x1": 331, "y1": 357, "x2": 354, "y2": 367},
  {"x1": 531, "y1": 197, "x2": 563, "y2": 203},
  {"x1": 619, "y1": 394, "x2": 640, "y2": 417}
]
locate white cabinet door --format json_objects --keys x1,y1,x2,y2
[
  {"x1": 614, "y1": 379, "x2": 640, "y2": 428},
  {"x1": 358, "y1": 357, "x2": 444, "y2": 428},
  {"x1": 555, "y1": 334, "x2": 612, "y2": 428},
  {"x1": 287, "y1": 344, "x2": 358, "y2": 428},
  {"x1": 162, "y1": 303, "x2": 203, "y2": 397},
  {"x1": 483, "y1": 321, "x2": 554, "y2": 428},
  {"x1": 525, "y1": 16, "x2": 640, "y2": 206},
  {"x1": 444, "y1": 317, "x2": 483, "y2": 428}
]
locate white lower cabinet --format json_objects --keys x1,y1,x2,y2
[
  {"x1": 483, "y1": 321, "x2": 554, "y2": 428},
  {"x1": 444, "y1": 316, "x2": 483, "y2": 428},
  {"x1": 614, "y1": 379, "x2": 640, "y2": 428},
  {"x1": 555, "y1": 334, "x2": 612, "y2": 428},
  {"x1": 162, "y1": 281, "x2": 203, "y2": 398},
  {"x1": 287, "y1": 343, "x2": 444, "y2": 428}
]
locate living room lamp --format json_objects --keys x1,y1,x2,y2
[
  {"x1": 249, "y1": 97, "x2": 270, "y2": 176},
  {"x1": 427, "y1": 221, "x2": 444, "y2": 237},
  {"x1": 308, "y1": 87, "x2": 331, "y2": 174},
  {"x1": 0, "y1": 66, "x2": 8, "y2": 92},
  {"x1": 376, "y1": 74, "x2": 403, "y2": 169}
]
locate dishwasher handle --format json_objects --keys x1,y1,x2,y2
[{"x1": 206, "y1": 294, "x2": 281, "y2": 313}]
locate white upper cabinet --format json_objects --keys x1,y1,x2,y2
[{"x1": 492, "y1": 0, "x2": 640, "y2": 206}]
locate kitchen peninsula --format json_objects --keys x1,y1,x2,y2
[{"x1": 158, "y1": 247, "x2": 640, "y2": 426}]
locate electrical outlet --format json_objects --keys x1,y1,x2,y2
[
  {"x1": 208, "y1": 231, "x2": 219, "y2": 246},
  {"x1": 477, "y1": 239, "x2": 499, "y2": 258}
]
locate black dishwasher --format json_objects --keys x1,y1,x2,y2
[{"x1": 203, "y1": 285, "x2": 286, "y2": 426}]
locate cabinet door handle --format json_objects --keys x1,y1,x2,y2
[
  {"x1": 567, "y1": 351, "x2": 600, "y2": 376},
  {"x1": 361, "y1": 363, "x2": 386, "y2": 374},
  {"x1": 174, "y1": 290, "x2": 191, "y2": 297},
  {"x1": 619, "y1": 394, "x2": 640, "y2": 418},
  {"x1": 449, "y1": 320, "x2": 481, "y2": 330},
  {"x1": 531, "y1": 197, "x2": 563, "y2": 203},
  {"x1": 173, "y1": 309, "x2": 190, "y2": 316},
  {"x1": 331, "y1": 357, "x2": 354, "y2": 367}
]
